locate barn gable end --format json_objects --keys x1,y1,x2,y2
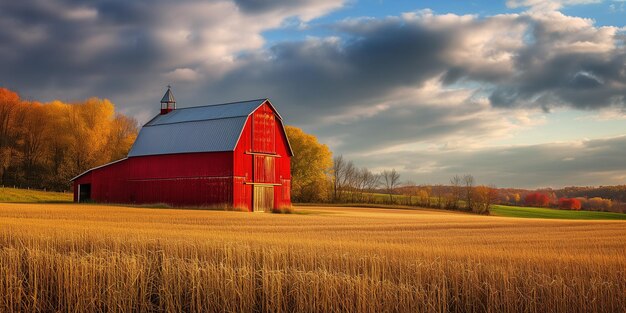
[{"x1": 232, "y1": 102, "x2": 292, "y2": 211}]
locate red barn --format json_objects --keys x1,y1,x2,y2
[{"x1": 71, "y1": 87, "x2": 292, "y2": 212}]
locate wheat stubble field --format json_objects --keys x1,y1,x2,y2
[{"x1": 0, "y1": 203, "x2": 624, "y2": 312}]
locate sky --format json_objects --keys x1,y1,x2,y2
[{"x1": 1, "y1": 0, "x2": 625, "y2": 189}]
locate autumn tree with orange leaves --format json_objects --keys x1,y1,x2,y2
[
  {"x1": 0, "y1": 88, "x2": 137, "y2": 190},
  {"x1": 473, "y1": 185, "x2": 498, "y2": 214},
  {"x1": 285, "y1": 125, "x2": 333, "y2": 203},
  {"x1": 524, "y1": 192, "x2": 551, "y2": 207},
  {"x1": 558, "y1": 198, "x2": 582, "y2": 210}
]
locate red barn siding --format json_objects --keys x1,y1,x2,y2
[
  {"x1": 273, "y1": 118, "x2": 292, "y2": 209},
  {"x1": 254, "y1": 155, "x2": 275, "y2": 183},
  {"x1": 233, "y1": 114, "x2": 254, "y2": 210},
  {"x1": 74, "y1": 152, "x2": 233, "y2": 206},
  {"x1": 233, "y1": 102, "x2": 291, "y2": 210},
  {"x1": 252, "y1": 104, "x2": 276, "y2": 153}
]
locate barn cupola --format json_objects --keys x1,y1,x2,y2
[{"x1": 160, "y1": 85, "x2": 176, "y2": 114}]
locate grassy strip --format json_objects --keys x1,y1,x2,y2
[
  {"x1": 491, "y1": 204, "x2": 626, "y2": 220},
  {"x1": 0, "y1": 187, "x2": 72, "y2": 203},
  {"x1": 298, "y1": 202, "x2": 626, "y2": 220}
]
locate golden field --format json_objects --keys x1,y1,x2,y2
[{"x1": 0, "y1": 203, "x2": 624, "y2": 312}]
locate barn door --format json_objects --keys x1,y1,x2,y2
[
  {"x1": 253, "y1": 186, "x2": 274, "y2": 212},
  {"x1": 78, "y1": 184, "x2": 92, "y2": 203}
]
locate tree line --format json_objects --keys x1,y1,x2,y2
[
  {"x1": 556, "y1": 185, "x2": 626, "y2": 203},
  {"x1": 518, "y1": 191, "x2": 616, "y2": 212},
  {"x1": 0, "y1": 88, "x2": 137, "y2": 190},
  {"x1": 286, "y1": 126, "x2": 498, "y2": 213},
  {"x1": 286, "y1": 126, "x2": 625, "y2": 214}
]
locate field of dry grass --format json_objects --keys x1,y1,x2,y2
[{"x1": 0, "y1": 203, "x2": 624, "y2": 312}]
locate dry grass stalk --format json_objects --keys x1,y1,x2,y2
[{"x1": 0, "y1": 203, "x2": 623, "y2": 312}]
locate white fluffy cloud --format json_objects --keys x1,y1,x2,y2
[{"x1": 506, "y1": 0, "x2": 602, "y2": 11}]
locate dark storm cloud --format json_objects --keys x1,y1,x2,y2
[
  {"x1": 311, "y1": 96, "x2": 504, "y2": 153},
  {"x1": 95, "y1": 1, "x2": 153, "y2": 24},
  {"x1": 0, "y1": 0, "x2": 166, "y2": 101},
  {"x1": 359, "y1": 135, "x2": 626, "y2": 188},
  {"x1": 234, "y1": 0, "x2": 335, "y2": 14},
  {"x1": 491, "y1": 50, "x2": 626, "y2": 110},
  {"x1": 188, "y1": 10, "x2": 625, "y2": 159},
  {"x1": 2, "y1": 2, "x2": 623, "y2": 116},
  {"x1": 0, "y1": 0, "x2": 343, "y2": 106},
  {"x1": 211, "y1": 11, "x2": 625, "y2": 120},
  {"x1": 209, "y1": 21, "x2": 453, "y2": 123},
  {"x1": 487, "y1": 12, "x2": 626, "y2": 110}
]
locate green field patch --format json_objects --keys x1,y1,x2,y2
[
  {"x1": 0, "y1": 187, "x2": 72, "y2": 203},
  {"x1": 491, "y1": 204, "x2": 626, "y2": 220}
]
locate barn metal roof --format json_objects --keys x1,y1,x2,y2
[
  {"x1": 146, "y1": 99, "x2": 266, "y2": 126},
  {"x1": 128, "y1": 98, "x2": 294, "y2": 157},
  {"x1": 128, "y1": 116, "x2": 249, "y2": 157}
]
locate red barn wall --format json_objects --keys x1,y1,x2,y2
[
  {"x1": 273, "y1": 119, "x2": 292, "y2": 209},
  {"x1": 233, "y1": 103, "x2": 291, "y2": 210},
  {"x1": 233, "y1": 118, "x2": 253, "y2": 211},
  {"x1": 74, "y1": 152, "x2": 233, "y2": 207},
  {"x1": 252, "y1": 103, "x2": 276, "y2": 153}
]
